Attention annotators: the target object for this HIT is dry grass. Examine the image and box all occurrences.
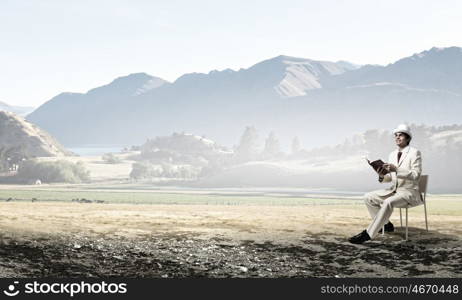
[1,198,461,243]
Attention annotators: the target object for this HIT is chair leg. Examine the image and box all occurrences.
[400,208,402,227]
[405,208,408,241]
[424,201,428,231]
[382,225,385,236]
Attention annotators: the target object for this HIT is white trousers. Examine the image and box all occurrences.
[363,190,412,239]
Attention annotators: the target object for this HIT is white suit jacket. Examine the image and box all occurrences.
[377,146,423,206]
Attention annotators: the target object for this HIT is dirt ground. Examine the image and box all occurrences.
[0,201,461,277]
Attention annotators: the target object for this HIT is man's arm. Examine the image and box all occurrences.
[396,150,422,181]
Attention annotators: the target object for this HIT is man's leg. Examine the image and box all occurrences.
[366,194,410,239]
[364,191,388,219]
[350,191,402,244]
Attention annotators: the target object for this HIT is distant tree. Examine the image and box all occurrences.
[261,131,280,160]
[234,126,259,163]
[291,137,301,155]
[0,147,8,171]
[102,153,121,164]
[130,162,149,180]
[160,163,175,177]
[0,146,28,172]
[14,160,90,183]
[130,162,161,180]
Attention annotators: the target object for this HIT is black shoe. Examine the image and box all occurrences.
[348,230,371,244]
[378,222,395,234]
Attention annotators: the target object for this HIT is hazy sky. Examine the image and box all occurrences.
[1,0,461,107]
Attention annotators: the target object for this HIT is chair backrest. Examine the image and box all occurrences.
[419,175,428,202]
[419,175,428,193]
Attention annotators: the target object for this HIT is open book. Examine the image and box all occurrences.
[366,158,389,176]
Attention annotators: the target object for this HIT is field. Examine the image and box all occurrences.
[0,184,461,278]
[0,184,362,205]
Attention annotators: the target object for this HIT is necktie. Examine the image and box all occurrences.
[393,151,403,191]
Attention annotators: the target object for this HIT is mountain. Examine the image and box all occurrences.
[229,55,358,97]
[86,72,168,97]
[0,101,35,116]
[28,73,169,146]
[325,46,462,92]
[27,57,354,146]
[0,111,72,158]
[27,47,462,149]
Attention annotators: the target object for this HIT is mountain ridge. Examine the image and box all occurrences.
[26,47,462,148]
[0,101,35,116]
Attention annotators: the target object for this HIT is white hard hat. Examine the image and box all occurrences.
[393,124,412,138]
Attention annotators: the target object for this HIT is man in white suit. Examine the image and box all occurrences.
[349,124,423,244]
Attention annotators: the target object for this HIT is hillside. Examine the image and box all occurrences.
[0,111,72,159]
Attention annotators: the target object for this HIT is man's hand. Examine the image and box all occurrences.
[383,163,397,172]
[377,166,387,176]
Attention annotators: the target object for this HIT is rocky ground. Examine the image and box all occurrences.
[1,231,461,278]
[1,201,461,277]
